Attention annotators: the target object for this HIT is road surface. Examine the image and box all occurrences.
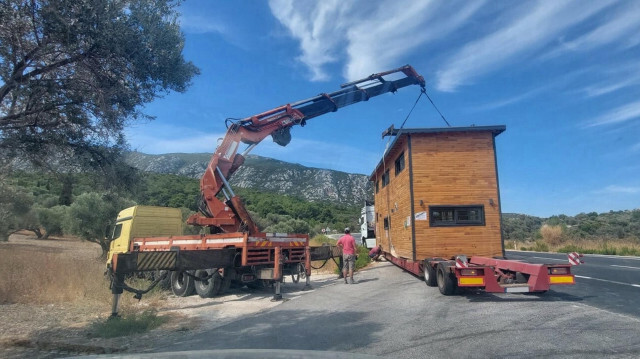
[148,256,640,358]
[506,250,640,318]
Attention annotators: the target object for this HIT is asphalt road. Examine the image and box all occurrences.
[148,257,640,358]
[506,250,640,318]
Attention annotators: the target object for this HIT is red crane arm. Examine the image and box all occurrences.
[188,65,425,233]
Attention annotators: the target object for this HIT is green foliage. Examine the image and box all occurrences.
[0,182,34,241]
[89,310,168,338]
[530,240,549,252]
[237,188,360,233]
[134,173,200,211]
[503,210,640,244]
[36,206,67,239]
[355,245,372,269]
[65,192,135,255]
[0,0,199,174]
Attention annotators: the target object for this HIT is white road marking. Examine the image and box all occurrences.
[610,265,640,270]
[575,275,640,288]
[532,256,567,262]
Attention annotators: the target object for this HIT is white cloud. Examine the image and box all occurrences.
[580,64,640,98]
[435,1,613,92]
[601,185,640,194]
[543,2,640,58]
[268,0,483,82]
[586,101,640,127]
[126,124,225,154]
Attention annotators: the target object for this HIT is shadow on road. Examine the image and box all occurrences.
[461,289,588,303]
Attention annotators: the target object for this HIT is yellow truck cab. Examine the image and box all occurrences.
[107,206,183,267]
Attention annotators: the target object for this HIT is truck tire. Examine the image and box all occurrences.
[436,263,457,296]
[423,261,437,287]
[194,269,222,298]
[171,270,195,297]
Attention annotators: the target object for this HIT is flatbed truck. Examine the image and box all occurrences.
[106,66,426,315]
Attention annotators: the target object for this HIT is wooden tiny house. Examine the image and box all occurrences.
[370,125,506,261]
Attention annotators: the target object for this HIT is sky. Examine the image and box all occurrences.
[126,0,640,218]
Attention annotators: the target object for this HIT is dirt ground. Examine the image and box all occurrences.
[0,233,337,358]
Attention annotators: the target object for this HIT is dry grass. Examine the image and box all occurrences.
[513,237,640,256]
[540,224,565,246]
[0,234,166,311]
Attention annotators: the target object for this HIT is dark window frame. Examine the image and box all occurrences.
[429,205,485,227]
[382,170,390,187]
[395,152,405,175]
[383,216,390,230]
[375,179,380,193]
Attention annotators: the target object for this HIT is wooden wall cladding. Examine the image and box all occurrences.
[373,131,503,260]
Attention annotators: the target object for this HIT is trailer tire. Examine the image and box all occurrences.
[436,263,457,296]
[423,262,437,287]
[171,270,195,297]
[194,269,222,298]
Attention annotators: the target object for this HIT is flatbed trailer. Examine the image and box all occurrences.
[107,206,341,316]
[384,252,579,295]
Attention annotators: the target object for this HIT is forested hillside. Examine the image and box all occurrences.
[2,168,638,256]
[1,171,360,247]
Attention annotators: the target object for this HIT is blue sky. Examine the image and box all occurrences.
[126,1,640,217]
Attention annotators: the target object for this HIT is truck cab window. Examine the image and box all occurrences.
[112,224,123,240]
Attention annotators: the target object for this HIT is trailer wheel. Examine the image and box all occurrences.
[423,262,437,287]
[194,269,222,298]
[436,263,457,296]
[171,270,195,297]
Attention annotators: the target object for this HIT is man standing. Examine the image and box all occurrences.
[336,227,357,284]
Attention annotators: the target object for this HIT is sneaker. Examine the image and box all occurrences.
[344,280,348,284]
[349,278,355,284]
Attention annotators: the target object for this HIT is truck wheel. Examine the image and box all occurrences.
[436,263,457,296]
[423,262,437,287]
[194,269,222,298]
[171,270,195,297]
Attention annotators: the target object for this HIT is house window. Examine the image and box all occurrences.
[383,216,390,230]
[395,152,405,175]
[382,170,390,187]
[375,179,379,193]
[429,205,485,227]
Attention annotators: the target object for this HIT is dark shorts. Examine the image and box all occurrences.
[343,254,356,271]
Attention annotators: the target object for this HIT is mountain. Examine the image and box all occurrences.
[125,152,372,206]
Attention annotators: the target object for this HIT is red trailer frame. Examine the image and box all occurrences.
[384,252,577,295]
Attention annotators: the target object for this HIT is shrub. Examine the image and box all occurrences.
[531,240,549,252]
[540,224,565,246]
[89,310,168,338]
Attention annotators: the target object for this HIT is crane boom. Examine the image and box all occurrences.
[187,65,425,233]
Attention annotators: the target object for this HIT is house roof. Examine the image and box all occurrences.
[370,125,506,180]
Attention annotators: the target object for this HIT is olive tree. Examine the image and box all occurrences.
[0,0,199,173]
[65,192,134,255]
